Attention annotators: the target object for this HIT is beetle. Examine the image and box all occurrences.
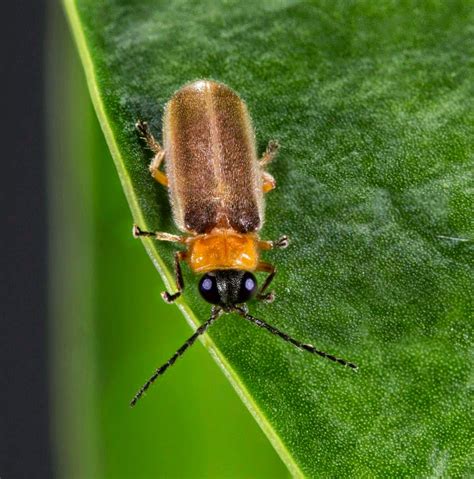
[131,80,356,406]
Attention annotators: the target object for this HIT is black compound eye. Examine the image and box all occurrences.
[237,272,258,303]
[199,274,221,304]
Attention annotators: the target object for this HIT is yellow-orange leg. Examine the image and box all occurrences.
[260,140,279,193]
[260,140,279,167]
[132,225,184,244]
[162,251,188,303]
[132,225,187,303]
[256,233,288,302]
[136,120,169,187]
[262,172,276,193]
[256,261,277,302]
[259,235,289,251]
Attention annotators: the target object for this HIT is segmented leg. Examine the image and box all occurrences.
[234,307,358,371]
[161,251,187,303]
[260,140,280,193]
[132,225,184,243]
[132,225,187,303]
[262,172,276,193]
[130,307,222,406]
[258,235,289,251]
[136,120,168,187]
[255,237,289,302]
[256,261,277,302]
[260,140,279,167]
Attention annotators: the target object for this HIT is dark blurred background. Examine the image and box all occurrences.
[1,1,51,478]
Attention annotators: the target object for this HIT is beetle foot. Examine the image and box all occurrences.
[257,291,275,303]
[161,291,181,303]
[274,236,289,249]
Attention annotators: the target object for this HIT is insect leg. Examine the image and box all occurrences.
[130,307,222,406]
[259,140,279,167]
[262,172,276,193]
[133,225,187,302]
[132,225,184,243]
[258,236,289,250]
[256,261,277,302]
[234,307,358,371]
[136,120,168,187]
[161,251,187,303]
[260,140,279,193]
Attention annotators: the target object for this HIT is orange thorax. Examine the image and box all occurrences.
[187,229,259,273]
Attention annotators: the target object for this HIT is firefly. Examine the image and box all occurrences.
[131,80,356,406]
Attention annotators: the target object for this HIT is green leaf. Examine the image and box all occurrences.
[64,1,473,476]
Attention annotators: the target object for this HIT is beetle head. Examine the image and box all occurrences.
[198,270,258,307]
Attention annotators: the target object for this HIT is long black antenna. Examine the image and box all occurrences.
[234,307,358,370]
[130,307,222,407]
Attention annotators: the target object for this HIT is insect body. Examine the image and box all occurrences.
[131,80,356,406]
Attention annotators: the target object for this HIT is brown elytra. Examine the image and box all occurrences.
[164,80,264,235]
